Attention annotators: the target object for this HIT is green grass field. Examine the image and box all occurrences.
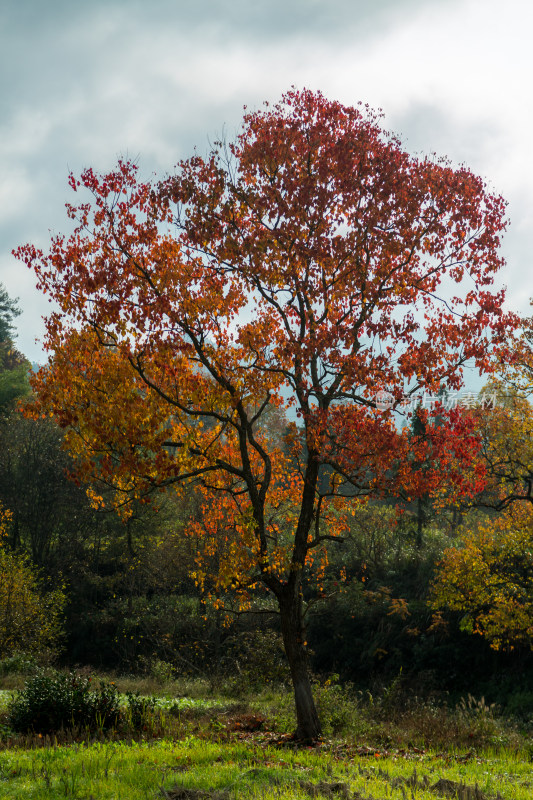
[1,737,532,799]
[0,675,531,799]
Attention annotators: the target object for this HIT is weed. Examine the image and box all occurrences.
[125,690,158,728]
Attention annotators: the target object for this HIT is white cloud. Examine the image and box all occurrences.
[1,0,532,362]
[0,168,33,223]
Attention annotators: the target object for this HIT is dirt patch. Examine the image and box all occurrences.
[299,781,353,799]
[299,781,394,800]
[358,766,502,800]
[225,712,266,732]
[429,778,502,800]
[161,789,229,800]
[163,768,503,800]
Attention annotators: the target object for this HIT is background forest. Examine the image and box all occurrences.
[1,279,532,724]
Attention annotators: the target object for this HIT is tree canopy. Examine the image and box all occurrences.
[432,503,533,650]
[16,88,517,740]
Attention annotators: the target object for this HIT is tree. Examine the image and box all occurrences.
[395,390,488,542]
[0,503,65,659]
[493,298,533,397]
[0,284,30,412]
[0,283,21,344]
[0,345,30,413]
[431,504,533,650]
[0,412,93,561]
[471,381,533,510]
[16,89,515,740]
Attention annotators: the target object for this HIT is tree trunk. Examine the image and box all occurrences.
[416,496,424,549]
[278,587,321,742]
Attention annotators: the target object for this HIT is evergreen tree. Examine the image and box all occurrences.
[0,284,30,411]
[0,283,21,343]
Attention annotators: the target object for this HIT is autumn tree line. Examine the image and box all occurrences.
[3,90,533,738]
[1,331,532,717]
[1,304,533,723]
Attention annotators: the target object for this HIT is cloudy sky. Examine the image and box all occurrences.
[1,0,531,364]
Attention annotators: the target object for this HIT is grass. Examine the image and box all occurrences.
[0,736,532,799]
[0,670,531,798]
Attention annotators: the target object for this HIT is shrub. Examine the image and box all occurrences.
[312,675,359,737]
[0,652,38,676]
[0,534,65,660]
[150,659,176,684]
[8,670,120,733]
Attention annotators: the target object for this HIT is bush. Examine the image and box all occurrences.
[312,675,359,737]
[0,652,38,677]
[0,544,65,661]
[149,659,176,684]
[8,670,120,733]
[502,689,533,722]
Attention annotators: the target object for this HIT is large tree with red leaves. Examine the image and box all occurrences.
[16,89,515,740]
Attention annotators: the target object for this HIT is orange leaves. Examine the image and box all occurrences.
[187,439,307,602]
[387,597,410,621]
[25,326,230,516]
[0,502,11,542]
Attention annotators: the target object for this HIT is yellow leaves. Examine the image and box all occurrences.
[0,546,66,658]
[473,378,533,506]
[432,504,533,649]
[189,569,207,591]
[25,325,230,515]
